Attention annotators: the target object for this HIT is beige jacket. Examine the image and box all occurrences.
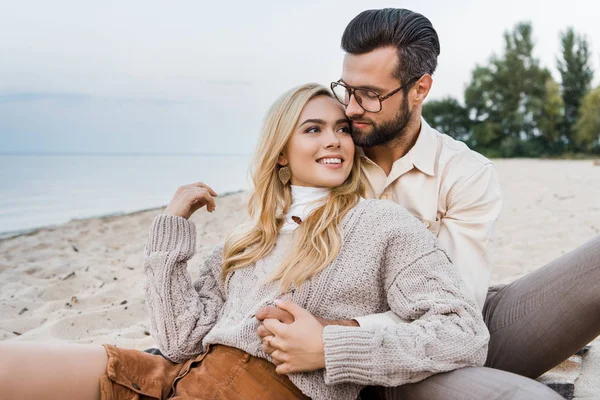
[358,118,502,316]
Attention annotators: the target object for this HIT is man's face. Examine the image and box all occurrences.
[340,46,412,148]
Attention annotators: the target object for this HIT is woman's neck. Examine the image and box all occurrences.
[281,186,330,232]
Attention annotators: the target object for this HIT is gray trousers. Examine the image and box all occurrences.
[363,235,600,400]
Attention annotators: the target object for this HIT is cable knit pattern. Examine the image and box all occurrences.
[143,200,490,400]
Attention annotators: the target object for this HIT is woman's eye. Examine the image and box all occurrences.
[305,126,320,133]
[338,125,351,133]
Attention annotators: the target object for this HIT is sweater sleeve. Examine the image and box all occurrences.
[322,215,489,387]
[144,214,225,363]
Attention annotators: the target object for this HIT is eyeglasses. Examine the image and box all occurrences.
[330,77,420,113]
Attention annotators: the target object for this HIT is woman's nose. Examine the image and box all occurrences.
[324,130,341,149]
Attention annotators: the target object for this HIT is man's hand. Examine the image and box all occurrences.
[260,300,326,374]
[255,303,359,358]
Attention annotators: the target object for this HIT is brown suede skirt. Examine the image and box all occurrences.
[100,344,309,400]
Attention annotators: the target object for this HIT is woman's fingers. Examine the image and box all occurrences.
[165,183,217,219]
[275,363,293,375]
[270,349,288,364]
[182,187,215,212]
[189,182,218,197]
[267,335,286,352]
[190,187,216,212]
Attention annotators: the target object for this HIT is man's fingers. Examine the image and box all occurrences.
[273,299,308,319]
[261,341,276,355]
[256,324,273,339]
[255,306,295,324]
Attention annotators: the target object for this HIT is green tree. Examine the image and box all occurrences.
[557,28,594,149]
[574,86,600,153]
[422,97,472,145]
[535,77,564,153]
[464,22,556,157]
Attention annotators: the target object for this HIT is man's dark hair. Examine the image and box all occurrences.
[341,8,440,88]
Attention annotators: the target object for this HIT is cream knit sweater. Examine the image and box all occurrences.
[144,199,489,400]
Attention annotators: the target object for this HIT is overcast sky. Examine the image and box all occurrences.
[1,0,599,154]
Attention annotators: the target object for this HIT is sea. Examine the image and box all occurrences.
[0,154,252,238]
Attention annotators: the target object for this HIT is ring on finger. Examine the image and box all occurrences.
[264,336,272,347]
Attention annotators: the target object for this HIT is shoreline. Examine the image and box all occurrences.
[0,189,246,242]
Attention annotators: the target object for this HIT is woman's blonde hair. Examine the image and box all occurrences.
[222,83,364,291]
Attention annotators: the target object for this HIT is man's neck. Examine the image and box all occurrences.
[363,118,422,176]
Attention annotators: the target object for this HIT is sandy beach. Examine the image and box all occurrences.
[1,159,599,397]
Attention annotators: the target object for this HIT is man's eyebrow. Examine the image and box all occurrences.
[299,118,326,126]
[339,79,385,93]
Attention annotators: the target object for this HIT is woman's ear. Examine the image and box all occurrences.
[278,151,288,166]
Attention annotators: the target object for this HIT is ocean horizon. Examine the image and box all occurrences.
[0,153,252,238]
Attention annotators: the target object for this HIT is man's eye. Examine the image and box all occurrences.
[364,91,379,99]
[305,126,320,133]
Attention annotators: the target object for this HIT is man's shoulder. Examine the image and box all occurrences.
[427,123,494,180]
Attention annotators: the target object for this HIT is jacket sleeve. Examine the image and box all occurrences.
[322,211,489,387]
[144,214,225,362]
[437,162,502,309]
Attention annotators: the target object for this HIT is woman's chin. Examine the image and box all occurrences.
[314,177,350,188]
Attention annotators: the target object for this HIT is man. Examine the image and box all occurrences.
[257,8,600,399]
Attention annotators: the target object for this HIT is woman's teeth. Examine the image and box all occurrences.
[318,158,342,164]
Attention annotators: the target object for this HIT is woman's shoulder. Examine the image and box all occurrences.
[350,199,432,238]
[356,198,418,222]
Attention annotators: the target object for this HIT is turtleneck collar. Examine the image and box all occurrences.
[281,185,330,232]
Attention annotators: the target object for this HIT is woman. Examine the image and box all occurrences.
[0,84,489,400]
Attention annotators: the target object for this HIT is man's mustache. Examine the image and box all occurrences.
[349,118,373,125]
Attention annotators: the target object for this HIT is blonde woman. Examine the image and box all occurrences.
[0,84,489,400]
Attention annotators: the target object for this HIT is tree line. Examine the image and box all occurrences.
[423,22,599,157]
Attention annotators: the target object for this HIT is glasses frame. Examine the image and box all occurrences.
[330,76,420,113]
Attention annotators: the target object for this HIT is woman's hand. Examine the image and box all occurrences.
[164,182,218,219]
[262,300,325,374]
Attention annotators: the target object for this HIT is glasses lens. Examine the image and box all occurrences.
[332,84,350,105]
[354,89,381,112]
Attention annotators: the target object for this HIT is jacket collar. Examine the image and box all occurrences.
[358,117,436,177]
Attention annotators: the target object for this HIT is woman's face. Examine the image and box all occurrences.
[280,95,355,188]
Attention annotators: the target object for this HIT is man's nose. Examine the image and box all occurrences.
[345,94,364,119]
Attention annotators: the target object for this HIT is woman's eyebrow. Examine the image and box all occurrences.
[335,118,350,125]
[299,118,326,126]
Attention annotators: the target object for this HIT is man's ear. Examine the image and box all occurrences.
[413,74,433,105]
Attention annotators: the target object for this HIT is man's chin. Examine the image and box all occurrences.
[351,129,374,147]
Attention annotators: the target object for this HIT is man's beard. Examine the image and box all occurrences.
[351,100,411,148]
